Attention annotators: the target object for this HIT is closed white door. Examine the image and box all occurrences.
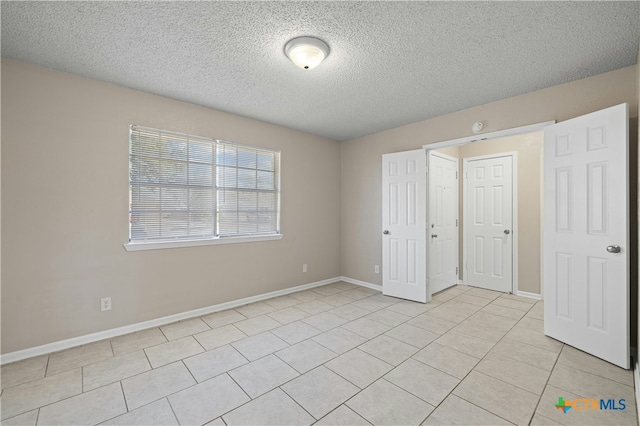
[428,151,458,294]
[543,103,629,369]
[382,149,428,303]
[464,155,514,293]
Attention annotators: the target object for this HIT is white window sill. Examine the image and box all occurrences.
[123,234,283,252]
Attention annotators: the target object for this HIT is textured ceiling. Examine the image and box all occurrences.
[2,1,640,141]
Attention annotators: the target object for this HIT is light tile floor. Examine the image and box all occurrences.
[1,282,637,425]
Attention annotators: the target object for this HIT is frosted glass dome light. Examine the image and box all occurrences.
[284,36,330,70]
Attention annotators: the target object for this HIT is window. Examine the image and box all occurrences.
[127,125,280,249]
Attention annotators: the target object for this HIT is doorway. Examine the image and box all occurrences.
[420,104,631,369]
[428,131,542,297]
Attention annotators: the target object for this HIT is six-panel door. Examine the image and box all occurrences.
[382,149,428,303]
[428,151,459,294]
[544,103,629,369]
[465,155,514,293]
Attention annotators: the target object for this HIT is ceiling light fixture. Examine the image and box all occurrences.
[284,36,329,70]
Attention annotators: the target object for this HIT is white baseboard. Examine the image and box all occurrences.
[457,281,541,300]
[516,290,542,300]
[339,276,382,292]
[1,276,343,365]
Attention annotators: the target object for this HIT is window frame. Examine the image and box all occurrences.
[124,125,282,252]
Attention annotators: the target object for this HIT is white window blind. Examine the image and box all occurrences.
[129,125,280,243]
[217,143,280,236]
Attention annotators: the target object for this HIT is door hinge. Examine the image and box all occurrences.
[456,171,458,179]
[456,267,458,275]
[456,219,458,226]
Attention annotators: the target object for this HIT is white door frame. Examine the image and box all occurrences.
[423,121,551,298]
[462,152,518,294]
[422,121,555,151]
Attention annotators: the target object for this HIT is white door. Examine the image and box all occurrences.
[428,151,459,294]
[382,149,428,303]
[543,103,629,369]
[464,154,514,293]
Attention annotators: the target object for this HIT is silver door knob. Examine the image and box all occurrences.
[431,234,438,238]
[504,229,510,235]
[383,230,390,235]
[607,245,621,253]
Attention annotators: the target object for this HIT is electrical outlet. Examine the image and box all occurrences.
[101,297,112,312]
[303,264,308,273]
[375,265,380,274]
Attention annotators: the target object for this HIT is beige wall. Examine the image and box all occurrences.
[342,65,638,289]
[2,59,639,356]
[457,132,542,294]
[1,59,342,354]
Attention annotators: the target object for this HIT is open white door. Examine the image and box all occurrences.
[464,154,514,293]
[543,103,629,369]
[382,149,428,303]
[428,151,458,294]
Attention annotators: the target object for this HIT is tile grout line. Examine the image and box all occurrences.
[157,325,170,342]
[471,298,574,424]
[448,392,517,426]
[267,289,466,408]
[141,344,154,376]
[43,354,51,378]
[310,403,372,425]
[5,368,86,422]
[1,292,428,382]
[181,359,199,385]
[221,372,276,421]
[325,360,401,421]
[324,349,393,391]
[3,284,592,426]
[0,282,362,423]
[323,374,399,424]
[420,292,539,424]
[415,340,509,421]
[192,335,207,353]
[1,293,396,422]
[119,380,129,412]
[552,355,637,389]
[278,378,326,423]
[544,363,636,403]
[165,395,182,424]
[333,348,437,418]
[527,341,565,425]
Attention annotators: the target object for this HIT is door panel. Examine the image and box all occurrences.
[428,151,458,294]
[382,150,428,303]
[543,103,629,369]
[465,155,513,293]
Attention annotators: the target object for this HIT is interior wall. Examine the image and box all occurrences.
[1,59,342,354]
[457,132,542,295]
[341,65,638,288]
